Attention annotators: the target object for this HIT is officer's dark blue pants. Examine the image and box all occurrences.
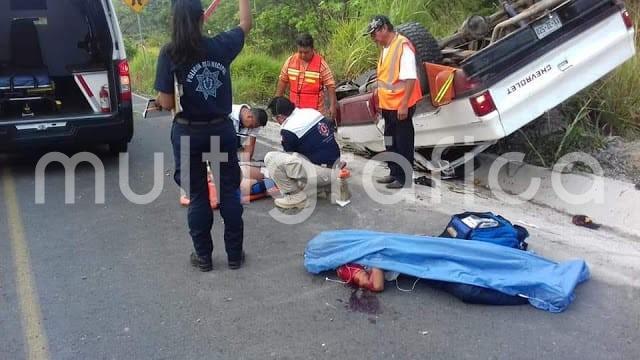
[382,105,417,185]
[171,120,244,262]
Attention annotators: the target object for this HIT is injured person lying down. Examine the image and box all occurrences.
[336,264,385,292]
[306,212,590,313]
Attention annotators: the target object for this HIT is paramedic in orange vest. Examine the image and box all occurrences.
[276,33,338,120]
[366,15,422,189]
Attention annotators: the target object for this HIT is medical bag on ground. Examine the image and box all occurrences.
[440,212,529,250]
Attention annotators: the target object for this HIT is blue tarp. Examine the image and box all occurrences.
[304,230,590,313]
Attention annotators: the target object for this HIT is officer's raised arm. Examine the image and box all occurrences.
[238,0,252,35]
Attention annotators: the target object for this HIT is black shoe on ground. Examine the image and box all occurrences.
[385,180,405,189]
[190,252,213,272]
[376,175,395,184]
[228,251,246,270]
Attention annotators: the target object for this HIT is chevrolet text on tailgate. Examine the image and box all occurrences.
[335,0,636,175]
[506,64,553,96]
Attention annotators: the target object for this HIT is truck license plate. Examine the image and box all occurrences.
[533,13,562,40]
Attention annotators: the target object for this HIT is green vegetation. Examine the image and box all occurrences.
[128,46,160,97]
[230,50,284,104]
[116,0,494,97]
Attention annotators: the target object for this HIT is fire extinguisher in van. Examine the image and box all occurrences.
[99,85,111,113]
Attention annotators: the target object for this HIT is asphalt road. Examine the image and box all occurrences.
[1,96,638,359]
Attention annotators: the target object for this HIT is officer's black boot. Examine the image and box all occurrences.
[190,252,213,272]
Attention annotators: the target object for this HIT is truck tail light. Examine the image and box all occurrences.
[470,91,496,117]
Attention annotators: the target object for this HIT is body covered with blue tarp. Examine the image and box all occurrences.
[304,230,590,313]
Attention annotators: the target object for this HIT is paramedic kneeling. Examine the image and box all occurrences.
[265,96,341,209]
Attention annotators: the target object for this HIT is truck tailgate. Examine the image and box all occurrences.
[491,11,635,136]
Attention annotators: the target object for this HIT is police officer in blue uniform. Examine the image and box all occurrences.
[154,0,252,271]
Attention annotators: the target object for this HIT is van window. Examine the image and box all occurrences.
[11,0,47,11]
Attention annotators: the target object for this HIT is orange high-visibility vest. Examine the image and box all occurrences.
[287,53,323,110]
[376,34,422,110]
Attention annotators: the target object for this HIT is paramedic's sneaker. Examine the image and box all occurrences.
[190,252,213,272]
[376,175,395,184]
[275,191,307,209]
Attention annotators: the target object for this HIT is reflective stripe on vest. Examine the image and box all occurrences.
[376,34,422,110]
[287,53,323,110]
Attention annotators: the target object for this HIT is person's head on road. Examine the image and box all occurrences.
[267,96,295,125]
[168,0,205,64]
[295,33,316,63]
[240,107,268,129]
[364,15,395,47]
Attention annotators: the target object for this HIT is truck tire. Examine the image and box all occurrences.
[396,22,443,96]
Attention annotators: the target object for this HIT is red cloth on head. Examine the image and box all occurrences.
[336,263,365,284]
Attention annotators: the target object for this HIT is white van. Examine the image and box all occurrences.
[0,0,133,154]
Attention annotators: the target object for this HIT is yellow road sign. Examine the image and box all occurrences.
[123,0,149,13]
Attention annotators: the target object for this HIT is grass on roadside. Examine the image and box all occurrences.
[231,49,285,105]
[324,0,495,80]
[128,46,160,97]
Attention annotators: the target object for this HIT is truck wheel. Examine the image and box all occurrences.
[396,22,443,96]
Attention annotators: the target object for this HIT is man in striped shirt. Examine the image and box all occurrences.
[276,33,338,120]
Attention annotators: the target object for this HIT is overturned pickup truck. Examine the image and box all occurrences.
[335,0,636,176]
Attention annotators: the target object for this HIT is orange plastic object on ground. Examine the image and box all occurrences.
[179,177,219,209]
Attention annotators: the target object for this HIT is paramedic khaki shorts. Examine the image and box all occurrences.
[264,151,334,194]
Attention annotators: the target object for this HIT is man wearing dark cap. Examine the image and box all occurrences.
[365,15,422,189]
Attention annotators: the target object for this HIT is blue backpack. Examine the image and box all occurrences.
[432,212,531,306]
[440,212,529,251]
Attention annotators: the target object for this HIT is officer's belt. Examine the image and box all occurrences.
[174,116,228,126]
